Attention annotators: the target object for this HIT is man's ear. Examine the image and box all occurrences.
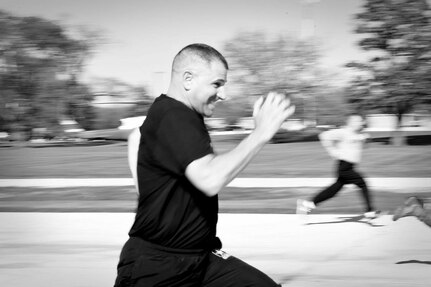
[183,71,193,91]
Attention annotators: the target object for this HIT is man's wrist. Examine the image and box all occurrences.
[249,128,272,146]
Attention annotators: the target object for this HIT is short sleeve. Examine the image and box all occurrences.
[154,108,213,175]
[321,128,344,141]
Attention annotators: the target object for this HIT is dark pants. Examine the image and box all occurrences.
[312,160,374,212]
[114,237,280,287]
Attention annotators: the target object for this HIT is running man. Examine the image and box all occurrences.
[114,43,295,287]
[296,114,379,218]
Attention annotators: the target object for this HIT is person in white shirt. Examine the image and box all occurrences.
[297,114,379,218]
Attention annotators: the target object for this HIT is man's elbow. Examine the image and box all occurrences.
[188,174,223,196]
[185,155,223,197]
[198,181,222,197]
[318,131,327,141]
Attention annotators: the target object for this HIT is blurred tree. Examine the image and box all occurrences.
[0,10,98,138]
[128,86,154,117]
[89,78,152,129]
[221,31,338,125]
[346,0,431,144]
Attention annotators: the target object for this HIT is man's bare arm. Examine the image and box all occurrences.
[185,92,295,197]
[318,129,340,159]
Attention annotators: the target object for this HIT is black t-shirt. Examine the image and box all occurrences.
[129,94,220,250]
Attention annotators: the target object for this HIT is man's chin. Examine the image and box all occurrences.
[204,109,214,117]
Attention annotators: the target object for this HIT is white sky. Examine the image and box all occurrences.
[2,0,373,94]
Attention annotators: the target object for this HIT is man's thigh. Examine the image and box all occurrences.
[202,251,281,287]
[342,170,367,186]
[114,239,207,287]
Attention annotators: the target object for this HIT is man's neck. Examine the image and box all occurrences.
[345,126,360,134]
[166,87,193,110]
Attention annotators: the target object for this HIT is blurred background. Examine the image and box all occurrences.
[0,0,430,146]
[0,0,430,214]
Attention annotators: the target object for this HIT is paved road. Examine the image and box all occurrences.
[0,213,430,287]
[1,177,430,286]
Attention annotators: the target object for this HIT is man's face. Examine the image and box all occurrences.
[188,60,227,117]
[348,115,365,131]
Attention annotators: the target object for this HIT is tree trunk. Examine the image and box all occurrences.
[390,129,406,146]
[390,111,406,146]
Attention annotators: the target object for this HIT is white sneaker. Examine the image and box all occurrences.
[364,210,380,219]
[296,199,315,215]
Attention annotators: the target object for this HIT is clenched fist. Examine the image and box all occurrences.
[252,91,295,143]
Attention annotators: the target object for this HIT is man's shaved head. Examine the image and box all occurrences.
[172,43,228,74]
[166,43,228,117]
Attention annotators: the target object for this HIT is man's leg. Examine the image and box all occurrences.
[335,160,375,215]
[297,160,344,214]
[312,180,344,206]
[352,176,373,212]
[114,238,207,287]
[313,160,346,206]
[341,167,374,213]
[202,251,281,287]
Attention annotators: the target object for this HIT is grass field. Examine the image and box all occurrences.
[0,140,430,178]
[0,140,430,213]
[1,185,430,213]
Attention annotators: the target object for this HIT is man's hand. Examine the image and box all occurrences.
[252,91,295,142]
[186,91,294,197]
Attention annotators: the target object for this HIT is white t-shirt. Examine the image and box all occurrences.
[319,128,368,164]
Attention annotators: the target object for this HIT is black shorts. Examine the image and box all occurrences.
[114,237,280,287]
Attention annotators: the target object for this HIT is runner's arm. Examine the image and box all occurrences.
[318,129,341,159]
[185,92,295,197]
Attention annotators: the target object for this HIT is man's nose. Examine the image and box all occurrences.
[216,87,226,100]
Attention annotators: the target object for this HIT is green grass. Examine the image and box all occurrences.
[0,141,430,178]
[0,140,430,213]
[1,186,430,213]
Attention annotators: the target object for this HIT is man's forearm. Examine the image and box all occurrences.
[319,131,338,158]
[186,91,295,196]
[186,131,267,196]
[212,131,267,184]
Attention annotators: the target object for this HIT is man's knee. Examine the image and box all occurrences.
[203,253,280,287]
